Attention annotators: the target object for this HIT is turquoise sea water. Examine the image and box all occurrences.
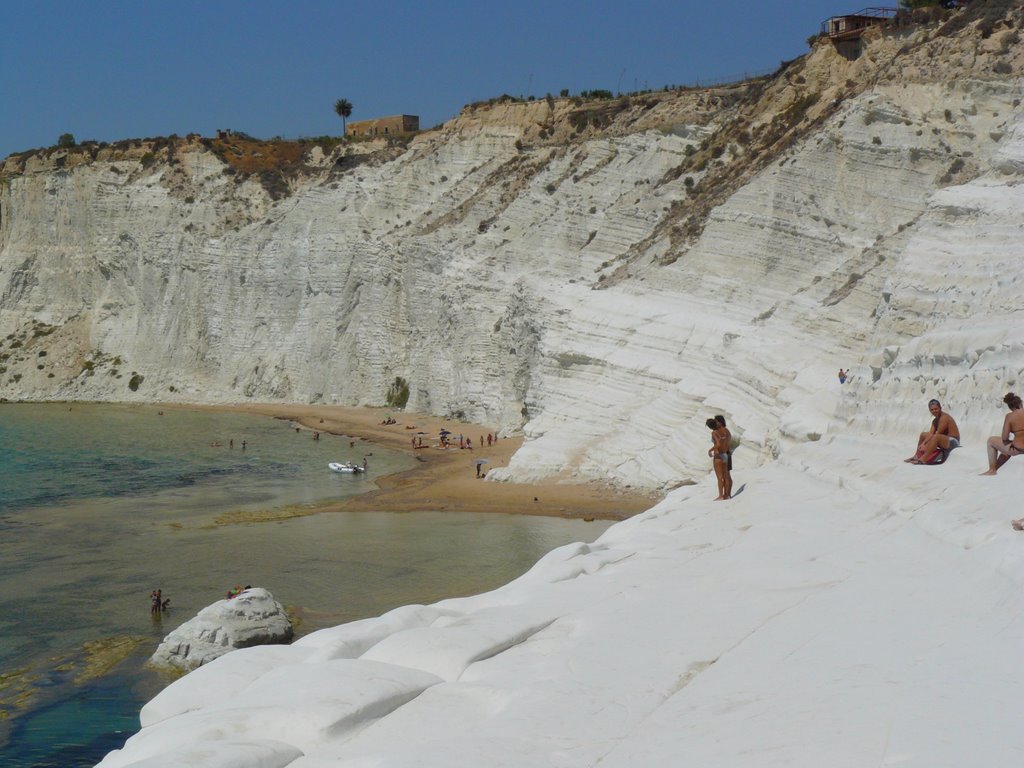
[0,403,613,767]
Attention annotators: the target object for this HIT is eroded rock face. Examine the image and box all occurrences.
[150,588,293,672]
[1,9,1022,494]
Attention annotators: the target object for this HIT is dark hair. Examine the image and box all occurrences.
[1005,392,1023,410]
[715,415,727,426]
[928,399,941,408]
[705,418,718,430]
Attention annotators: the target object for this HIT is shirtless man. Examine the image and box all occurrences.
[905,398,960,464]
[983,392,1024,477]
[706,418,732,500]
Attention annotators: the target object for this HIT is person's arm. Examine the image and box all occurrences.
[1002,413,1013,444]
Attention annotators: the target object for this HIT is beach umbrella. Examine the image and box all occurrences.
[472,459,490,466]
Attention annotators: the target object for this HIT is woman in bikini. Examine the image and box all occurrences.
[984,392,1024,477]
[706,418,732,501]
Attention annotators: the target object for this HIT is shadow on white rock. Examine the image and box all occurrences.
[150,587,293,672]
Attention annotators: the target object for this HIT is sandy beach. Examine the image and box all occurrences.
[190,404,660,522]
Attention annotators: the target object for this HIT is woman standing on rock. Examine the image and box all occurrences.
[706,418,732,501]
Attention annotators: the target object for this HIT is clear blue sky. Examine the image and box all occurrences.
[1,0,848,158]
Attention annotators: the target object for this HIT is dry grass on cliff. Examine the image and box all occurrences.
[202,136,328,175]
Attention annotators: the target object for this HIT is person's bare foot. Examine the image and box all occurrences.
[903,457,918,463]
[980,470,997,476]
[714,495,725,501]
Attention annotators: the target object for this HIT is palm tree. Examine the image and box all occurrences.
[334,99,353,135]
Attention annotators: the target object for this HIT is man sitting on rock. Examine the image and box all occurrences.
[905,398,960,465]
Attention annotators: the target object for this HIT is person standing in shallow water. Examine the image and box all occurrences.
[983,392,1024,477]
[707,418,732,500]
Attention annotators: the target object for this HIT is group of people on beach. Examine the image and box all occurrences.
[903,393,1023,476]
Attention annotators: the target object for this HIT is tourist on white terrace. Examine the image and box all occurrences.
[984,392,1024,478]
[905,398,960,465]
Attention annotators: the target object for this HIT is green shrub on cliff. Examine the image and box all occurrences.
[386,376,410,409]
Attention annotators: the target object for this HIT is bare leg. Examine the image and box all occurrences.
[713,459,726,500]
[906,432,931,462]
[722,466,733,500]
[981,436,1013,475]
[912,433,952,463]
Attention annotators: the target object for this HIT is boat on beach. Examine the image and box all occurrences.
[328,461,365,474]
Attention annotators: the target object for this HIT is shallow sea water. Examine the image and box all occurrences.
[0,403,613,766]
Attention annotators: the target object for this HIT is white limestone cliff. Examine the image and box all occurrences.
[0,5,1012,767]
[2,11,1021,494]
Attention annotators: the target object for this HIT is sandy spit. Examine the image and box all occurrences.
[173,403,661,522]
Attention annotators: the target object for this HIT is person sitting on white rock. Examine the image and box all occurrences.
[905,399,959,465]
[982,392,1024,481]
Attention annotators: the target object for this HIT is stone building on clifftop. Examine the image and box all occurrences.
[346,115,420,138]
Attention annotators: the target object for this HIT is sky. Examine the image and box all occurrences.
[1,0,851,159]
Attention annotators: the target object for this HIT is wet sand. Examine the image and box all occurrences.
[185,404,661,522]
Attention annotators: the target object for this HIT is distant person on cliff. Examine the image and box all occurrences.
[838,368,849,384]
[983,392,1024,477]
[905,399,960,464]
[707,418,732,500]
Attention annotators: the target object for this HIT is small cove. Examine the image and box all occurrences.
[0,403,613,766]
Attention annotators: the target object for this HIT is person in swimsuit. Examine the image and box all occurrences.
[983,392,1024,477]
[905,399,960,464]
[715,415,733,471]
[706,417,732,500]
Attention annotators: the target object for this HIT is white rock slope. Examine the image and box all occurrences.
[99,452,1024,767]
